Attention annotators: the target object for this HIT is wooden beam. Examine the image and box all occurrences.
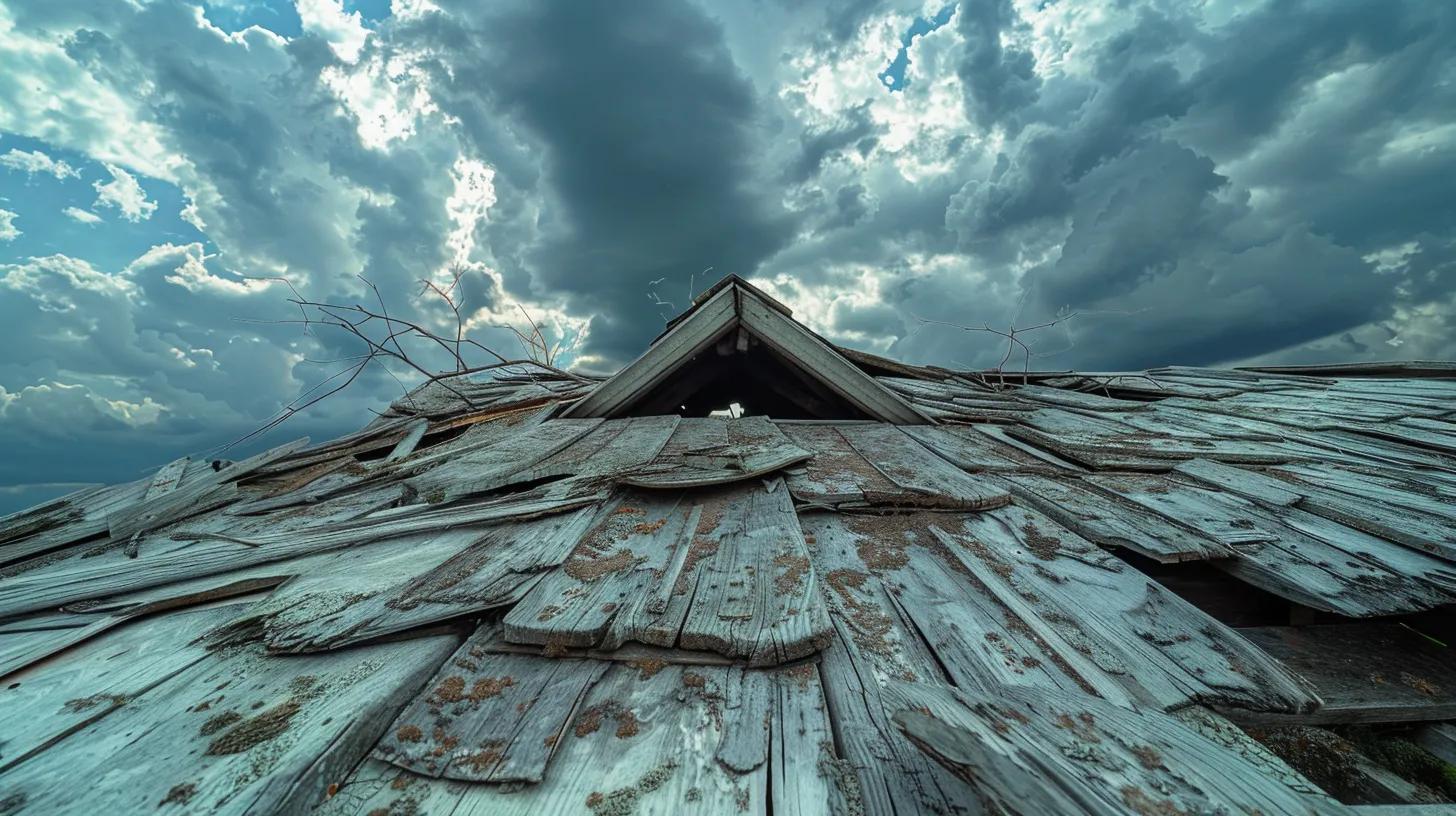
[562,284,738,418]
[1231,624,1456,725]
[738,290,929,424]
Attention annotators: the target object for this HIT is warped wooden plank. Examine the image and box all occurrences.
[902,424,1060,473]
[1173,458,1304,506]
[0,569,287,679]
[1178,459,1456,563]
[1008,383,1150,412]
[837,425,1010,510]
[948,506,1320,714]
[526,415,679,482]
[226,467,365,515]
[0,483,416,618]
[815,624,982,816]
[888,681,1334,816]
[142,457,191,499]
[375,627,608,782]
[107,437,312,540]
[244,509,596,653]
[1089,473,1451,615]
[0,485,101,543]
[973,424,1085,470]
[0,612,118,681]
[395,400,557,472]
[407,419,602,503]
[1082,473,1279,547]
[1020,407,1145,437]
[1007,424,1292,469]
[779,423,902,506]
[1,629,459,815]
[997,472,1232,562]
[0,604,241,772]
[802,511,1137,708]
[0,480,149,566]
[621,416,813,489]
[1277,507,1456,598]
[264,508,598,652]
[676,480,831,666]
[504,492,692,651]
[1275,463,1456,523]
[1236,624,1456,725]
[314,663,769,816]
[380,417,429,463]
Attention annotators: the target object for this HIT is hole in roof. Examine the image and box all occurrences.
[616,331,873,420]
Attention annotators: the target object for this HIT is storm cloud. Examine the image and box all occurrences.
[1,0,1454,511]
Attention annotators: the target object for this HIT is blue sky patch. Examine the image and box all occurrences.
[0,133,210,272]
[201,0,391,36]
[878,5,955,91]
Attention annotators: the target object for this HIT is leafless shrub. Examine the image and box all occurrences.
[914,309,1078,389]
[226,270,586,451]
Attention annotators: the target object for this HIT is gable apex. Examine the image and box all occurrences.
[562,276,928,423]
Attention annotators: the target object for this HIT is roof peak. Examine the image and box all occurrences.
[564,274,927,422]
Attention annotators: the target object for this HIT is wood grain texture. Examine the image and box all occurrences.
[888,681,1332,816]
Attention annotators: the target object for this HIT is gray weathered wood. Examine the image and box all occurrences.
[1,628,459,815]
[998,472,1232,562]
[106,438,312,540]
[815,623,982,816]
[374,626,608,782]
[1088,473,1450,615]
[0,604,241,772]
[1235,624,1456,724]
[902,424,1058,473]
[621,417,813,489]
[318,663,770,816]
[947,506,1321,714]
[406,419,602,502]
[143,457,192,499]
[888,681,1333,816]
[676,481,831,666]
[246,509,597,653]
[837,424,1010,510]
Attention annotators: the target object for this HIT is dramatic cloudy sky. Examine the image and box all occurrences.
[1,0,1454,512]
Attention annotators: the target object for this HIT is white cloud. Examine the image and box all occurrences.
[0,5,179,181]
[0,381,166,431]
[296,0,370,63]
[443,156,497,268]
[92,163,158,222]
[0,148,78,179]
[0,208,18,241]
[63,206,103,224]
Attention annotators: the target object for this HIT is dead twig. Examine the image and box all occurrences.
[913,311,1078,389]
[225,272,584,453]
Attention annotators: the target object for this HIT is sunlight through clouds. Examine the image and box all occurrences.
[0,0,1453,512]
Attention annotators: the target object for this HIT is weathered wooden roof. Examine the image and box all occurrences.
[3,304,1456,813]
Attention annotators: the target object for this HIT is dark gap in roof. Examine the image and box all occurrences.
[1401,606,1456,647]
[1243,721,1456,805]
[424,473,569,507]
[1116,550,1325,628]
[615,335,872,420]
[365,423,471,460]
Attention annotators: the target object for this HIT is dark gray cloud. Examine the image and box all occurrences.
[408,0,795,363]
[954,0,1039,132]
[2,0,1455,513]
